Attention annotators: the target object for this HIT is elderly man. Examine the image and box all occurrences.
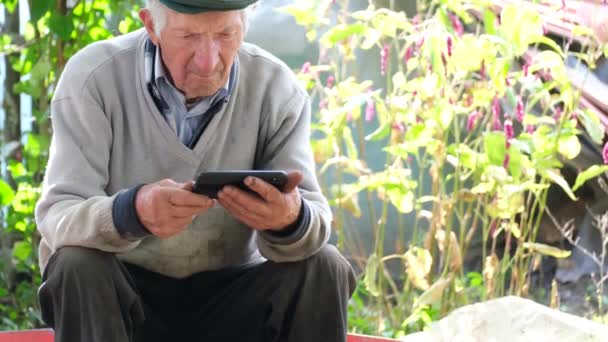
[34,0,356,341]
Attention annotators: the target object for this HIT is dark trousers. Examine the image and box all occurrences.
[38,245,356,342]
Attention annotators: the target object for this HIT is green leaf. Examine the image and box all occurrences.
[483,10,497,35]
[29,58,52,84]
[24,133,50,158]
[30,0,50,22]
[484,132,507,166]
[48,13,74,40]
[387,188,414,213]
[363,253,381,297]
[0,287,8,298]
[278,3,320,27]
[414,276,451,309]
[8,161,26,178]
[12,241,32,262]
[579,109,605,145]
[361,28,380,50]
[365,121,391,141]
[557,134,581,160]
[392,71,406,90]
[4,0,18,13]
[0,180,15,206]
[573,165,608,192]
[523,242,571,258]
[530,36,564,57]
[342,127,358,160]
[320,23,366,48]
[544,169,577,201]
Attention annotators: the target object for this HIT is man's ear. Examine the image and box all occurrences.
[139,9,160,45]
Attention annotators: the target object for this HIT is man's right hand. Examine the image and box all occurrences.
[135,179,214,239]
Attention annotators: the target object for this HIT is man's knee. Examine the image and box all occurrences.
[306,245,357,294]
[45,246,115,282]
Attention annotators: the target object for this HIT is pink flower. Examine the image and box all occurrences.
[465,95,473,107]
[505,77,512,86]
[504,120,514,147]
[603,142,608,164]
[449,13,464,36]
[553,107,562,121]
[381,44,390,75]
[412,14,421,27]
[516,96,524,122]
[326,75,335,89]
[467,111,480,131]
[404,46,413,65]
[417,36,425,49]
[526,124,535,134]
[503,153,510,169]
[392,122,405,133]
[492,96,501,130]
[319,99,328,109]
[523,62,530,77]
[571,110,579,121]
[447,36,453,57]
[365,97,376,122]
[301,62,311,74]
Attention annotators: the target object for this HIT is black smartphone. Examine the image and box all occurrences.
[192,170,289,199]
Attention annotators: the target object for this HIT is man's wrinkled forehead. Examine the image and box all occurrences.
[159,0,258,14]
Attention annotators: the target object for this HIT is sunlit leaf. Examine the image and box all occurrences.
[435,229,462,272]
[523,242,571,258]
[12,241,32,262]
[414,276,451,309]
[364,253,381,297]
[365,121,391,141]
[484,132,506,166]
[404,247,432,291]
[0,180,15,206]
[579,109,605,145]
[8,161,27,179]
[557,134,581,160]
[573,165,608,192]
[543,169,577,201]
[320,23,366,48]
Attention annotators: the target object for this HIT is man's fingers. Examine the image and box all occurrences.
[168,204,210,219]
[218,190,264,220]
[167,188,213,207]
[283,170,303,193]
[242,176,282,203]
[217,196,265,230]
[180,180,194,191]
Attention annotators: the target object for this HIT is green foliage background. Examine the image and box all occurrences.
[0,0,143,329]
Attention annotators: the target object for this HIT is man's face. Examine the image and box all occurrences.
[141,9,244,99]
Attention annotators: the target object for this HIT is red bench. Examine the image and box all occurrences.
[0,330,397,341]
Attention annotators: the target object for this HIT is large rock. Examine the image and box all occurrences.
[401,296,608,341]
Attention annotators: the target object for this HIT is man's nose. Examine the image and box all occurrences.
[193,38,220,75]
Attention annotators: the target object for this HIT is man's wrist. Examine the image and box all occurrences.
[112,184,151,239]
[264,199,310,243]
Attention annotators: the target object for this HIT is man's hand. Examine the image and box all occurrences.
[217,170,303,231]
[135,179,214,238]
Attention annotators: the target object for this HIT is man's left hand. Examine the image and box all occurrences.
[217,171,303,231]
